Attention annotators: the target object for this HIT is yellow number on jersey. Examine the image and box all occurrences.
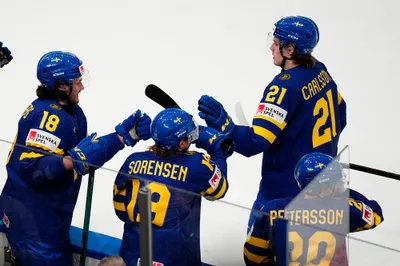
[289,231,337,266]
[39,111,60,132]
[124,180,172,227]
[265,85,287,105]
[312,89,337,148]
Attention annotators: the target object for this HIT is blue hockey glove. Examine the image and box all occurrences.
[115,109,152,147]
[0,42,13,68]
[67,133,109,175]
[195,125,235,157]
[198,95,235,135]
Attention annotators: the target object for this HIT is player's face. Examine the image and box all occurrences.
[69,77,84,104]
[270,37,283,66]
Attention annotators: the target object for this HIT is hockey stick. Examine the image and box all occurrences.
[145,84,234,154]
[145,84,181,109]
[234,101,400,181]
[79,169,95,266]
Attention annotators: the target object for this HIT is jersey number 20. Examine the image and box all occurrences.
[289,231,337,265]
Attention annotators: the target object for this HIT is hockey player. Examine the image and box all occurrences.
[0,51,152,265]
[197,15,347,232]
[243,152,384,265]
[113,108,235,266]
[0,41,13,68]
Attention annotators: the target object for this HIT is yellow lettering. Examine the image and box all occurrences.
[128,161,135,174]
[310,209,318,224]
[133,160,141,174]
[139,160,148,174]
[201,154,214,171]
[319,209,326,224]
[269,210,277,225]
[155,161,163,176]
[162,163,171,177]
[302,209,309,224]
[170,164,179,180]
[147,160,155,175]
[179,166,188,182]
[302,86,310,100]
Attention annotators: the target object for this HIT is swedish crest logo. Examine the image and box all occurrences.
[50,104,61,110]
[279,73,291,80]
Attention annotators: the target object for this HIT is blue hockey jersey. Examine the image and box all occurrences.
[113,150,229,266]
[0,98,88,243]
[231,61,347,201]
[244,189,383,265]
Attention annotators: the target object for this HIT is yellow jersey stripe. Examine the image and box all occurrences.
[247,236,269,249]
[253,115,287,130]
[213,178,227,199]
[338,91,343,104]
[26,142,64,155]
[113,201,126,212]
[19,152,45,160]
[244,247,268,264]
[253,126,276,144]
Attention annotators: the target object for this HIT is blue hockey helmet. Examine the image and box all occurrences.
[150,108,199,150]
[273,15,319,55]
[294,152,345,196]
[37,51,88,89]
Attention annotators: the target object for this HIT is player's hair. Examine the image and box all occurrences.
[97,254,126,266]
[292,53,316,68]
[36,80,70,101]
[148,144,187,158]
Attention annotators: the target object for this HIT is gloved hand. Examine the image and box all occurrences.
[115,109,152,147]
[0,42,13,68]
[198,95,235,135]
[67,133,109,175]
[195,125,235,157]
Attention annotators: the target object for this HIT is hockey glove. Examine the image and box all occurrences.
[0,42,12,68]
[195,125,235,157]
[198,95,235,135]
[115,109,152,147]
[68,133,109,175]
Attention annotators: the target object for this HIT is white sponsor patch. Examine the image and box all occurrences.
[208,165,222,189]
[256,103,288,124]
[26,129,61,152]
[362,202,373,225]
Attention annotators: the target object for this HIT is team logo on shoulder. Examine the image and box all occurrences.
[279,73,291,80]
[50,104,61,110]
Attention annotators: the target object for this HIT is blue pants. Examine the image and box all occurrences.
[9,239,73,266]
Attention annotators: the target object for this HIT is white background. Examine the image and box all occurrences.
[1,0,400,265]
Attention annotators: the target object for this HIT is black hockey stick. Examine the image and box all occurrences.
[80,169,95,266]
[145,84,234,154]
[145,84,181,109]
[343,163,400,181]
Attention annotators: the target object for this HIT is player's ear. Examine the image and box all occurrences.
[283,44,295,58]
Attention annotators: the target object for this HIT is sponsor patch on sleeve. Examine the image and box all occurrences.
[208,165,222,189]
[26,129,61,152]
[362,202,373,225]
[256,103,288,124]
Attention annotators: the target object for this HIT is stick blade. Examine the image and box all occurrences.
[145,84,181,109]
[234,102,249,126]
